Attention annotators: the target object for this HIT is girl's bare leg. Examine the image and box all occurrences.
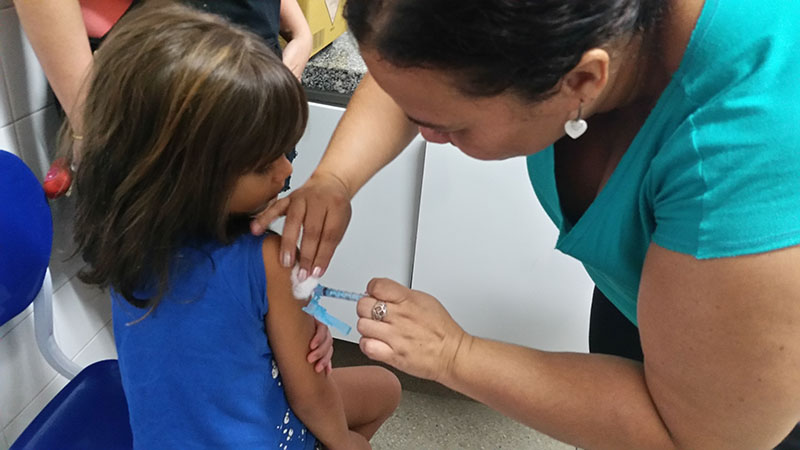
[331,366,401,440]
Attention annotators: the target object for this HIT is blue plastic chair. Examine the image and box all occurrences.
[0,150,132,449]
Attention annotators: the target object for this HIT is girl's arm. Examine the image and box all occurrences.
[13,1,92,130]
[278,0,312,79]
[262,235,368,450]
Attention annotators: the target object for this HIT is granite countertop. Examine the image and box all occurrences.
[301,31,366,105]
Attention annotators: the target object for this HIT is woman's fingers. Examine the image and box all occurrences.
[250,196,290,235]
[249,194,307,270]
[356,280,470,382]
[252,172,353,274]
[279,196,309,268]
[359,336,395,364]
[357,278,427,326]
[298,176,352,275]
[293,196,351,276]
[309,198,351,275]
[296,200,328,274]
[357,316,398,360]
[366,278,412,305]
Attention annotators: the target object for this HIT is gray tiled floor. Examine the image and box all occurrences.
[333,341,573,450]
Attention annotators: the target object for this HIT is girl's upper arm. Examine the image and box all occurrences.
[262,236,351,448]
[261,235,325,406]
[638,243,800,449]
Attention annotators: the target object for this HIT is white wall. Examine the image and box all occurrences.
[412,144,593,352]
[0,3,117,447]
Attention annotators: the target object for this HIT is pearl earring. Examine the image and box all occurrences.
[564,102,588,139]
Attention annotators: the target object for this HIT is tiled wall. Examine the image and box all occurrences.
[0,3,117,447]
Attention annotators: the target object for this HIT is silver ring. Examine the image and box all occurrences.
[372,301,387,321]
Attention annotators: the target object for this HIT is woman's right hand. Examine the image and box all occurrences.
[251,171,352,279]
[356,278,471,384]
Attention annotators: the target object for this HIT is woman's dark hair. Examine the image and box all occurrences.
[346,0,667,101]
[69,4,308,311]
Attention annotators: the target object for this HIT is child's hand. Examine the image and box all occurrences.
[307,319,334,375]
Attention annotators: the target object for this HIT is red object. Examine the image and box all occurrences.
[43,158,73,199]
[80,0,134,38]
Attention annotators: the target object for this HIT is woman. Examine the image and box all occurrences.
[254,0,800,448]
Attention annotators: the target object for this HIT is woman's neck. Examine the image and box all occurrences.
[593,0,706,115]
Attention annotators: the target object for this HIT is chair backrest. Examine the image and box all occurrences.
[0,150,53,326]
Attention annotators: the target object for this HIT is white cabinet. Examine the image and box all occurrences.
[278,102,425,342]
[411,143,594,352]
[287,103,592,350]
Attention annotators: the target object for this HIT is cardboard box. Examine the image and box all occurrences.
[281,0,347,56]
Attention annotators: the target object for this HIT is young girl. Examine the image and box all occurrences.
[69,5,400,449]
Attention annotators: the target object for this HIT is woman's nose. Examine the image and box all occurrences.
[419,127,450,144]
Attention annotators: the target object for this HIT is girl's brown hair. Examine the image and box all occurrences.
[70,4,308,310]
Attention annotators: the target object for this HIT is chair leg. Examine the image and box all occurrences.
[33,269,82,379]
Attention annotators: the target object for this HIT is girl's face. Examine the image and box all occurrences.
[362,49,574,160]
[229,154,294,215]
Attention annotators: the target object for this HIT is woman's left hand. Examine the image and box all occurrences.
[306,319,333,375]
[356,278,471,383]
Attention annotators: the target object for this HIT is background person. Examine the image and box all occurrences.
[15,0,312,197]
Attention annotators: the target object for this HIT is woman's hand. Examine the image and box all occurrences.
[307,319,334,375]
[251,171,352,279]
[355,278,471,383]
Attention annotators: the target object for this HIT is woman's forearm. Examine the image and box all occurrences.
[313,73,419,198]
[14,1,93,127]
[445,336,677,450]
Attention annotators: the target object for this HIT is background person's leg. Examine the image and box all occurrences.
[330,365,401,440]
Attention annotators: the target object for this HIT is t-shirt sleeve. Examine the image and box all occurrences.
[650,97,800,259]
[246,234,269,318]
[218,233,269,319]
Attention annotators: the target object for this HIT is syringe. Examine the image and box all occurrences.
[301,284,366,335]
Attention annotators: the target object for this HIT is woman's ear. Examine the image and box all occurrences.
[561,48,610,103]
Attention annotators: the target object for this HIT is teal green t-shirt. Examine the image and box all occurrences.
[526,0,800,325]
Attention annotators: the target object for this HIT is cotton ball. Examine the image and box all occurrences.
[291,265,320,299]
